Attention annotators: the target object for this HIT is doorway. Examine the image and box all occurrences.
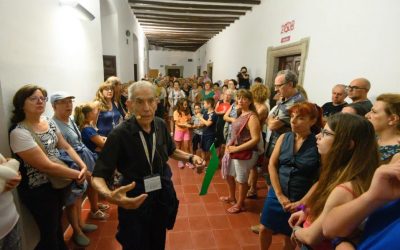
[103,55,117,81]
[165,65,184,78]
[207,63,213,82]
[197,66,201,78]
[265,38,309,106]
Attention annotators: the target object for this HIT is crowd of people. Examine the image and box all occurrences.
[0,68,399,250]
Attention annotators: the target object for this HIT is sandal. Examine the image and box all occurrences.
[98,203,110,211]
[90,210,109,220]
[219,196,236,205]
[227,205,246,214]
[246,191,258,199]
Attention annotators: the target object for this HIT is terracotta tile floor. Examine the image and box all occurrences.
[64,159,285,249]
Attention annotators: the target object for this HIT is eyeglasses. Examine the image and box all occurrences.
[28,96,48,103]
[320,128,335,138]
[346,85,368,91]
[274,82,287,89]
[103,87,113,91]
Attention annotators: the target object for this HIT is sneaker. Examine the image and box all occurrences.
[73,233,90,247]
[178,161,184,169]
[186,162,195,169]
[90,210,109,220]
[251,224,260,234]
[81,224,98,233]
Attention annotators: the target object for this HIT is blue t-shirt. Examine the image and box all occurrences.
[97,103,122,136]
[357,199,400,250]
[81,126,99,153]
[202,111,218,136]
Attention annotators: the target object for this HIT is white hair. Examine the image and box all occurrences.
[128,81,156,100]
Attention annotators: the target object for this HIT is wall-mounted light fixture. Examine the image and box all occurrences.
[59,0,95,21]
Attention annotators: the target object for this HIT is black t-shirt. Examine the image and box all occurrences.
[202,111,218,136]
[322,102,347,117]
[93,116,176,187]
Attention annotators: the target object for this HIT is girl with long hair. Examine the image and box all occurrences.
[173,98,192,168]
[289,113,380,249]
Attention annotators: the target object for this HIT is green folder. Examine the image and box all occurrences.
[199,143,219,196]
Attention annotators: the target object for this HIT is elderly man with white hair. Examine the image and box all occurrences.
[92,81,205,250]
[321,84,348,117]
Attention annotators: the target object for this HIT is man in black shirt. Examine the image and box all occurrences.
[347,77,373,112]
[92,81,205,250]
[321,84,347,117]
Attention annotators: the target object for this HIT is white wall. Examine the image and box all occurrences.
[0,0,104,156]
[100,0,148,82]
[195,0,400,105]
[149,50,196,77]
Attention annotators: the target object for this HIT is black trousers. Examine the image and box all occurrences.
[19,184,67,250]
[116,206,167,250]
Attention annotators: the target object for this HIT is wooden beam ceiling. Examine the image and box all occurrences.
[129,0,261,51]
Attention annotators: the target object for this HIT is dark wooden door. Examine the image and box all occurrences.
[168,68,180,78]
[103,55,117,81]
[134,64,138,81]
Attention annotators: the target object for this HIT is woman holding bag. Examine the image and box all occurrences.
[220,89,260,213]
[9,84,87,250]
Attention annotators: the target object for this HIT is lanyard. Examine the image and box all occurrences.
[139,131,156,174]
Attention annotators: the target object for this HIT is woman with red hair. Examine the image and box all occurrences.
[259,102,323,250]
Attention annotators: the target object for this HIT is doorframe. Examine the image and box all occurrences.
[165,65,184,77]
[265,38,310,87]
[207,63,213,81]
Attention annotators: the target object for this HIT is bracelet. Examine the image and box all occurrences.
[296,204,306,212]
[188,154,194,164]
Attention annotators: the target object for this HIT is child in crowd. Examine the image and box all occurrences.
[74,103,107,155]
[168,81,186,135]
[197,98,218,164]
[173,98,193,168]
[74,102,109,220]
[191,102,204,158]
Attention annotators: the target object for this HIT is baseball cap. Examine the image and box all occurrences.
[50,91,75,105]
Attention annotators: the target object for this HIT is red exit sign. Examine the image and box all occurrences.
[281,20,295,34]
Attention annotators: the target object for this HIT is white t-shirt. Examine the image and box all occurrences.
[0,153,19,239]
[9,117,60,188]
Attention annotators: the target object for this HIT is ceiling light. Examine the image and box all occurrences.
[59,0,95,21]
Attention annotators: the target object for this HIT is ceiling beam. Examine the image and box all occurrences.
[135,14,239,21]
[137,0,261,4]
[137,17,233,24]
[139,21,228,28]
[131,6,246,15]
[129,1,252,10]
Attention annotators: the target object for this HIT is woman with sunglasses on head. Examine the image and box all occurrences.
[94,82,123,137]
[259,102,322,250]
[9,84,87,250]
[288,113,380,250]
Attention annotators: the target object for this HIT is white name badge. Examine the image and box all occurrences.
[144,175,162,193]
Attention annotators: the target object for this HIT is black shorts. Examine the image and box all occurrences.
[201,134,216,152]
[192,133,202,152]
